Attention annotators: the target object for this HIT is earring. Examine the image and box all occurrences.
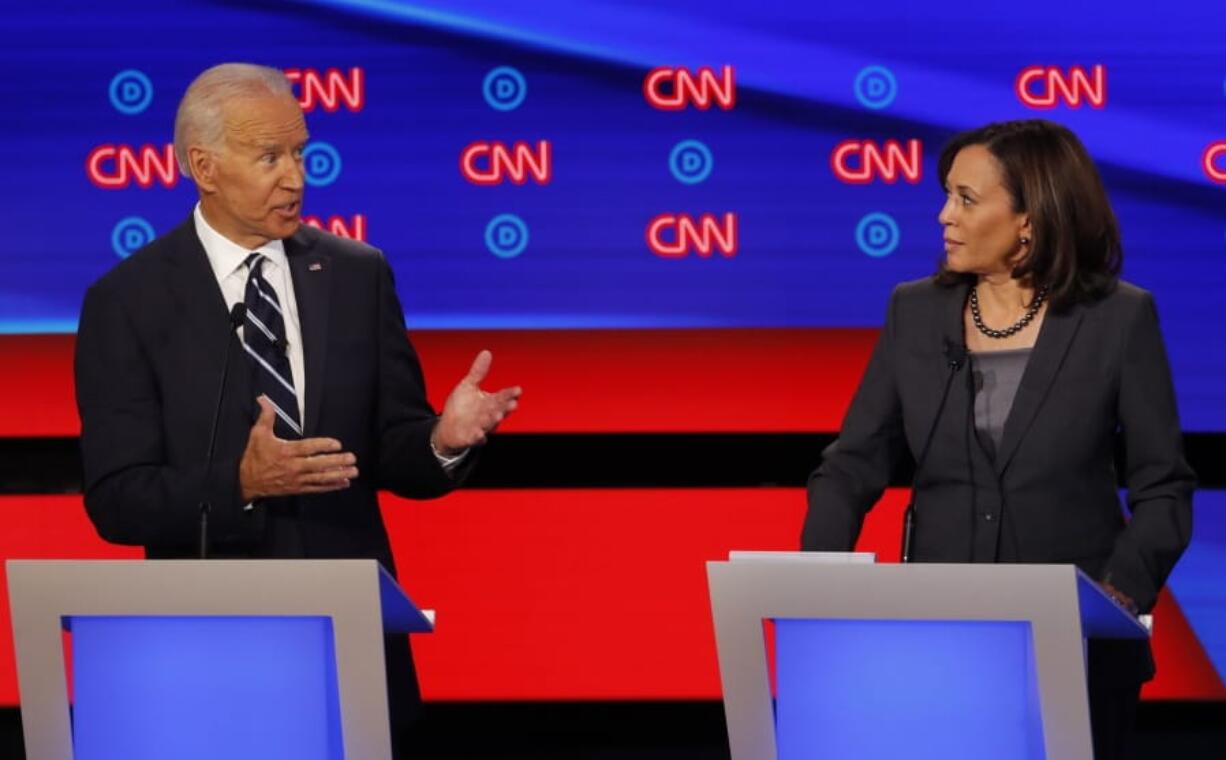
[1020,237,1030,245]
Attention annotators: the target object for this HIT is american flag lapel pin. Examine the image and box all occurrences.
[308,261,323,272]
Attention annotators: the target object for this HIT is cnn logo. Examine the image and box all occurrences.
[87,144,178,190]
[302,214,367,241]
[284,67,364,113]
[646,213,738,258]
[831,139,922,184]
[1015,65,1106,109]
[460,141,551,185]
[644,66,735,111]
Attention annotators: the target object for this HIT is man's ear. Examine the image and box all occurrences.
[187,145,218,194]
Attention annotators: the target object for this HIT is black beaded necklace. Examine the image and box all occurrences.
[969,285,1049,339]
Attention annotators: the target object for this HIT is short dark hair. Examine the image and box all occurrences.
[935,119,1121,310]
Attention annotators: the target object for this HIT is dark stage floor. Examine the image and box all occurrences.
[1,701,1222,759]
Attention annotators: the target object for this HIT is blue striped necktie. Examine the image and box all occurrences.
[241,252,302,438]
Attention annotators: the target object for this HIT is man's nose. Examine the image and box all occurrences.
[282,158,305,191]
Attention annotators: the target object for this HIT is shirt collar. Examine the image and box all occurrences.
[193,203,288,282]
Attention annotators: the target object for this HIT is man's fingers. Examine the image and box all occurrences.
[254,395,277,430]
[262,474,355,497]
[288,436,345,457]
[493,386,522,407]
[300,467,359,485]
[293,452,356,473]
[295,480,353,494]
[464,349,493,385]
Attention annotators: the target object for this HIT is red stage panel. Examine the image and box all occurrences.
[0,329,876,436]
[1141,591,1226,699]
[386,487,820,700]
[0,496,142,705]
[0,335,79,437]
[0,493,1219,706]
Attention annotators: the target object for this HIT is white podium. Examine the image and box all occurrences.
[707,557,1149,760]
[8,559,433,760]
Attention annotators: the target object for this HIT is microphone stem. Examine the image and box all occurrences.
[901,349,964,563]
[199,304,246,560]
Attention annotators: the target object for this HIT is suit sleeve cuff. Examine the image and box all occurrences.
[430,440,469,472]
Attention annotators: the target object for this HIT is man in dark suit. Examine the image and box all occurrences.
[74,63,520,756]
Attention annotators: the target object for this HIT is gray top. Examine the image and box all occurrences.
[970,347,1033,459]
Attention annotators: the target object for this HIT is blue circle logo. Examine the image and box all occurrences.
[302,142,342,187]
[109,69,153,115]
[111,216,156,258]
[483,66,527,111]
[855,212,900,258]
[484,214,529,259]
[668,139,714,185]
[854,66,898,110]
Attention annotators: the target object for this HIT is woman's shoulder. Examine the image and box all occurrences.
[1102,279,1151,305]
[888,275,964,313]
[1081,279,1155,319]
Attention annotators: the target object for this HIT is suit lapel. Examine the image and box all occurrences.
[285,228,330,437]
[993,305,1084,476]
[927,279,972,434]
[938,279,971,361]
[165,215,256,421]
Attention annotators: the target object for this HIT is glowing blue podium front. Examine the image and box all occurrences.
[7,560,434,760]
[707,556,1149,760]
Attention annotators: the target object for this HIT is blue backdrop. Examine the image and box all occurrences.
[1,0,1223,428]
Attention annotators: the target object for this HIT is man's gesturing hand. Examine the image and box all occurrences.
[239,396,359,501]
[432,350,522,456]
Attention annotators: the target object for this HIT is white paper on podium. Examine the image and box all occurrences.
[728,551,876,564]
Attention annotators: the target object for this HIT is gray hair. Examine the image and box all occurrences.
[173,63,294,179]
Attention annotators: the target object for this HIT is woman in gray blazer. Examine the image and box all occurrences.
[802,120,1195,759]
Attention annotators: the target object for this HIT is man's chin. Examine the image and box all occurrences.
[271,217,302,240]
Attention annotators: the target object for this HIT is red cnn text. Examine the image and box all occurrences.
[302,214,367,241]
[643,66,735,111]
[646,213,738,258]
[1015,65,1106,109]
[460,141,552,185]
[284,67,365,113]
[86,144,178,190]
[831,139,923,184]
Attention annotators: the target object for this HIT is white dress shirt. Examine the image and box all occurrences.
[194,204,307,423]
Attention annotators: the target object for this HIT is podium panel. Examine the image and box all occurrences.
[71,616,343,760]
[775,619,1043,760]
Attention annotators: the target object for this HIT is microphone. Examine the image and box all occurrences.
[944,339,967,371]
[900,338,967,562]
[199,302,247,559]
